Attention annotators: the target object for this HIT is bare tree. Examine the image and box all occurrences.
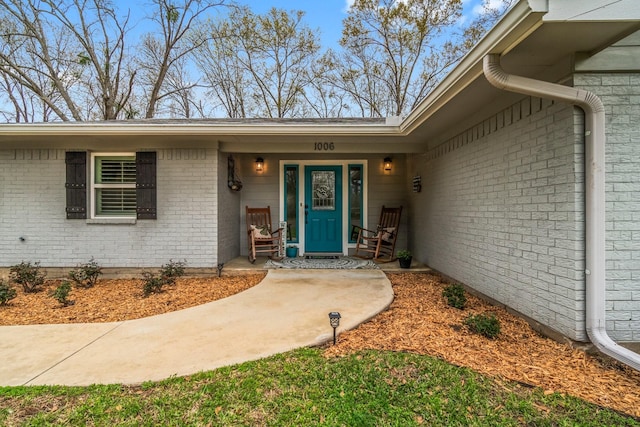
[138,0,226,118]
[300,52,351,118]
[0,0,137,121]
[0,1,84,121]
[199,7,321,118]
[461,0,516,49]
[334,0,466,118]
[193,19,249,118]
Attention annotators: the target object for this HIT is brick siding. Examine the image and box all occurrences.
[575,73,640,342]
[0,148,218,268]
[408,97,588,341]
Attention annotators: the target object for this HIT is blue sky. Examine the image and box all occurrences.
[230,0,492,47]
[118,0,497,49]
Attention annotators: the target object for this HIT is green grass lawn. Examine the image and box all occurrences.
[1,348,638,426]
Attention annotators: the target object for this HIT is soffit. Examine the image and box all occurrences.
[405,20,640,149]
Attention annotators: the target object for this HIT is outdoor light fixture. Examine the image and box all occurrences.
[217,263,224,277]
[328,311,341,345]
[255,157,264,173]
[384,157,392,172]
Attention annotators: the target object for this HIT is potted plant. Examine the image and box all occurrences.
[286,245,298,258]
[397,250,412,268]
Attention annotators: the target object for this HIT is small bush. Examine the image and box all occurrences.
[10,261,46,293]
[142,260,187,297]
[50,281,74,307]
[68,258,102,288]
[442,283,467,310]
[464,313,501,339]
[0,280,17,305]
[142,271,165,297]
[160,259,186,285]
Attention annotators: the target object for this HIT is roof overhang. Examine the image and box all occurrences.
[1,0,639,153]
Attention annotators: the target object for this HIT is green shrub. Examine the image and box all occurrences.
[142,260,187,297]
[50,281,74,307]
[9,261,46,293]
[464,313,501,339]
[160,259,186,285]
[142,271,165,297]
[0,280,17,305]
[68,258,102,288]
[442,283,467,310]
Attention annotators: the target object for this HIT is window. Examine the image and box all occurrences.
[92,154,136,217]
[311,170,336,210]
[66,151,157,220]
[349,164,363,243]
[284,165,299,242]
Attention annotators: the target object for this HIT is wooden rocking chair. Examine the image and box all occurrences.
[246,206,284,263]
[353,205,402,262]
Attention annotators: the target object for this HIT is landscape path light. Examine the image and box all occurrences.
[329,311,341,345]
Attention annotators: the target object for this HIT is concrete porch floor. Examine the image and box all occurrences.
[220,256,433,275]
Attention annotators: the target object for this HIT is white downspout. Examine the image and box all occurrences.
[483,54,640,371]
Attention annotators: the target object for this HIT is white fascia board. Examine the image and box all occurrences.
[399,0,548,135]
[0,122,402,138]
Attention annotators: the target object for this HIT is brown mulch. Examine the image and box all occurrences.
[324,272,640,419]
[0,274,266,325]
[1,271,639,418]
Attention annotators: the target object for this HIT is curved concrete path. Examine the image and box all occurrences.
[0,269,393,386]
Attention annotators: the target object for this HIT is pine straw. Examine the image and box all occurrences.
[323,272,640,418]
[1,271,639,417]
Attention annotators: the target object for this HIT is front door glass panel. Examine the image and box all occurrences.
[312,171,335,211]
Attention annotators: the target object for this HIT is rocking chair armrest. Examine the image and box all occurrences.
[352,225,378,240]
[270,227,284,237]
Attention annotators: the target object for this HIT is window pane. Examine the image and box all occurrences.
[96,188,136,216]
[285,166,298,241]
[349,165,363,242]
[312,170,335,211]
[96,157,136,184]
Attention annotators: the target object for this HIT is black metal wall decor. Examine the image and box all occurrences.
[412,175,422,193]
[228,155,243,191]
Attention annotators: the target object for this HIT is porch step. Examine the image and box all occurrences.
[304,252,343,259]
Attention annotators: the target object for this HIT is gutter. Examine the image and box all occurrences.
[483,54,640,371]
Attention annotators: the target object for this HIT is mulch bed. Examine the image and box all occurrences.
[1,271,639,418]
[0,274,266,325]
[324,272,640,419]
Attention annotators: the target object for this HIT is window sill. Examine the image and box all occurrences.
[87,218,137,225]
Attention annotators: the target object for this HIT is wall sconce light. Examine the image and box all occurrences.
[328,311,341,345]
[255,157,264,173]
[384,157,392,172]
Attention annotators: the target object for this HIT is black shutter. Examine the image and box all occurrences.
[136,151,157,219]
[65,151,87,219]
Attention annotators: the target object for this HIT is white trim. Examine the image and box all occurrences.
[279,159,368,256]
[90,152,136,220]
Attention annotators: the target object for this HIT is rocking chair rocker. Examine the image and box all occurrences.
[353,205,402,262]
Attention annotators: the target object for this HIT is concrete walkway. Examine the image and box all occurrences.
[0,269,393,387]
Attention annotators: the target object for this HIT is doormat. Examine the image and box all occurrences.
[264,256,379,270]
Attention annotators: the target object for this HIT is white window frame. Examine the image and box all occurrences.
[90,152,136,219]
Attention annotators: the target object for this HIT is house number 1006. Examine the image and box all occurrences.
[314,142,335,151]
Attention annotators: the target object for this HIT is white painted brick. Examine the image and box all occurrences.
[0,148,219,268]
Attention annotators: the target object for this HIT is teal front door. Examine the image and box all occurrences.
[304,165,343,253]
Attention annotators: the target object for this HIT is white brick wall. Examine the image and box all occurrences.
[575,73,640,342]
[0,148,219,268]
[408,97,588,341]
